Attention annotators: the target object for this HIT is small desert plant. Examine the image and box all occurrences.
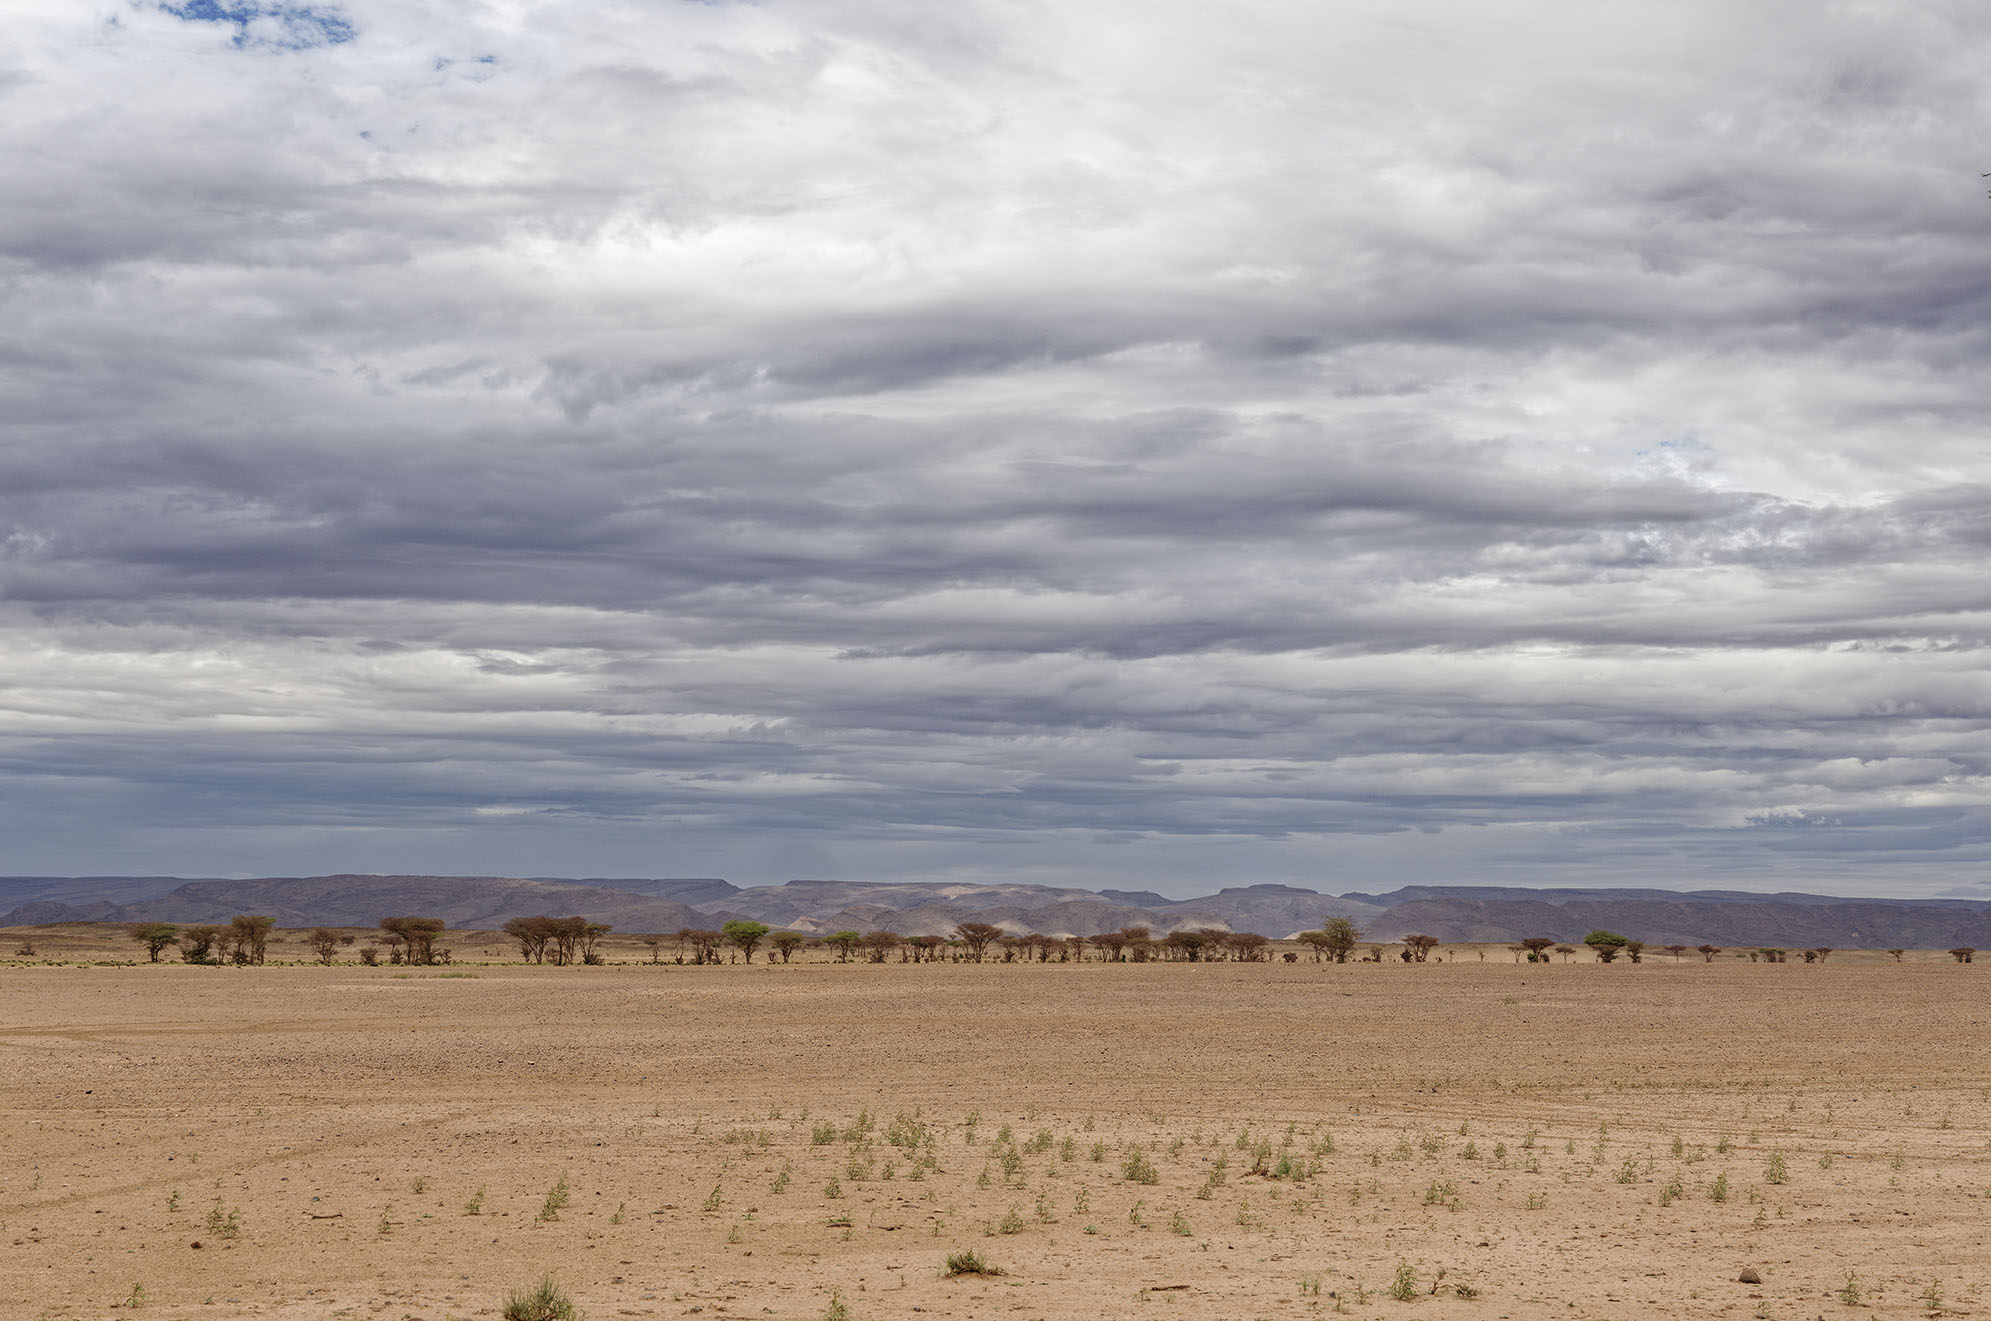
[944,1248,1001,1276]
[124,1283,149,1309]
[465,1186,486,1215]
[1709,1173,1730,1202]
[1763,1150,1789,1185]
[1170,1209,1192,1235]
[502,1276,579,1321]
[1123,1150,1159,1184]
[204,1203,241,1239]
[1388,1261,1417,1301]
[538,1173,572,1222]
[997,1204,1025,1234]
[702,1183,725,1210]
[1839,1272,1862,1306]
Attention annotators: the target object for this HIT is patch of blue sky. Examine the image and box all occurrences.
[159,1,355,49]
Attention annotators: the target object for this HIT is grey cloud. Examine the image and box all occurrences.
[2,0,1990,891]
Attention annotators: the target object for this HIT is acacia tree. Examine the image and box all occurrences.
[179,924,221,964]
[228,914,276,965]
[1090,932,1126,962]
[1226,932,1270,962]
[1320,916,1362,963]
[1663,944,1689,962]
[1296,930,1331,962]
[1519,937,1556,964]
[504,916,554,963]
[1887,948,1906,963]
[772,932,806,963]
[130,923,180,963]
[379,916,446,966]
[1583,930,1629,963]
[1697,944,1722,963]
[1624,939,1646,964]
[825,930,862,963]
[1950,947,1976,964]
[953,922,1002,963]
[1554,944,1577,962]
[1120,925,1154,963]
[722,919,770,963]
[577,922,612,964]
[307,927,340,965]
[687,929,725,964]
[1401,933,1440,963]
[861,930,901,964]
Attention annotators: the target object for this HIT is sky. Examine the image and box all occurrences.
[4,1,1991,898]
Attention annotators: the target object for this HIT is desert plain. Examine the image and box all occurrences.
[3,937,1988,1321]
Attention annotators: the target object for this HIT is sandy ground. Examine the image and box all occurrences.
[3,948,1988,1320]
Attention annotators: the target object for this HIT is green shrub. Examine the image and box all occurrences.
[502,1276,580,1321]
[944,1248,1001,1276]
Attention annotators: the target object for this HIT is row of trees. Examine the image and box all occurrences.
[130,915,445,966]
[129,915,1983,967]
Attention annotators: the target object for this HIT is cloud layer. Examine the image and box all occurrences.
[5,0,1991,893]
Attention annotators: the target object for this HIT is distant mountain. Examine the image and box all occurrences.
[6,873,1991,948]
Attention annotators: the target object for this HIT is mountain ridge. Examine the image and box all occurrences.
[7,874,1991,948]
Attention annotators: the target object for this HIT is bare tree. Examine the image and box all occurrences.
[861,930,902,964]
[1696,944,1721,963]
[1663,944,1688,962]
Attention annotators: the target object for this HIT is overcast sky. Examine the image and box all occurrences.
[5,1,1990,897]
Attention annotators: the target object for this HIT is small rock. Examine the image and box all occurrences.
[1738,1269,1761,1284]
